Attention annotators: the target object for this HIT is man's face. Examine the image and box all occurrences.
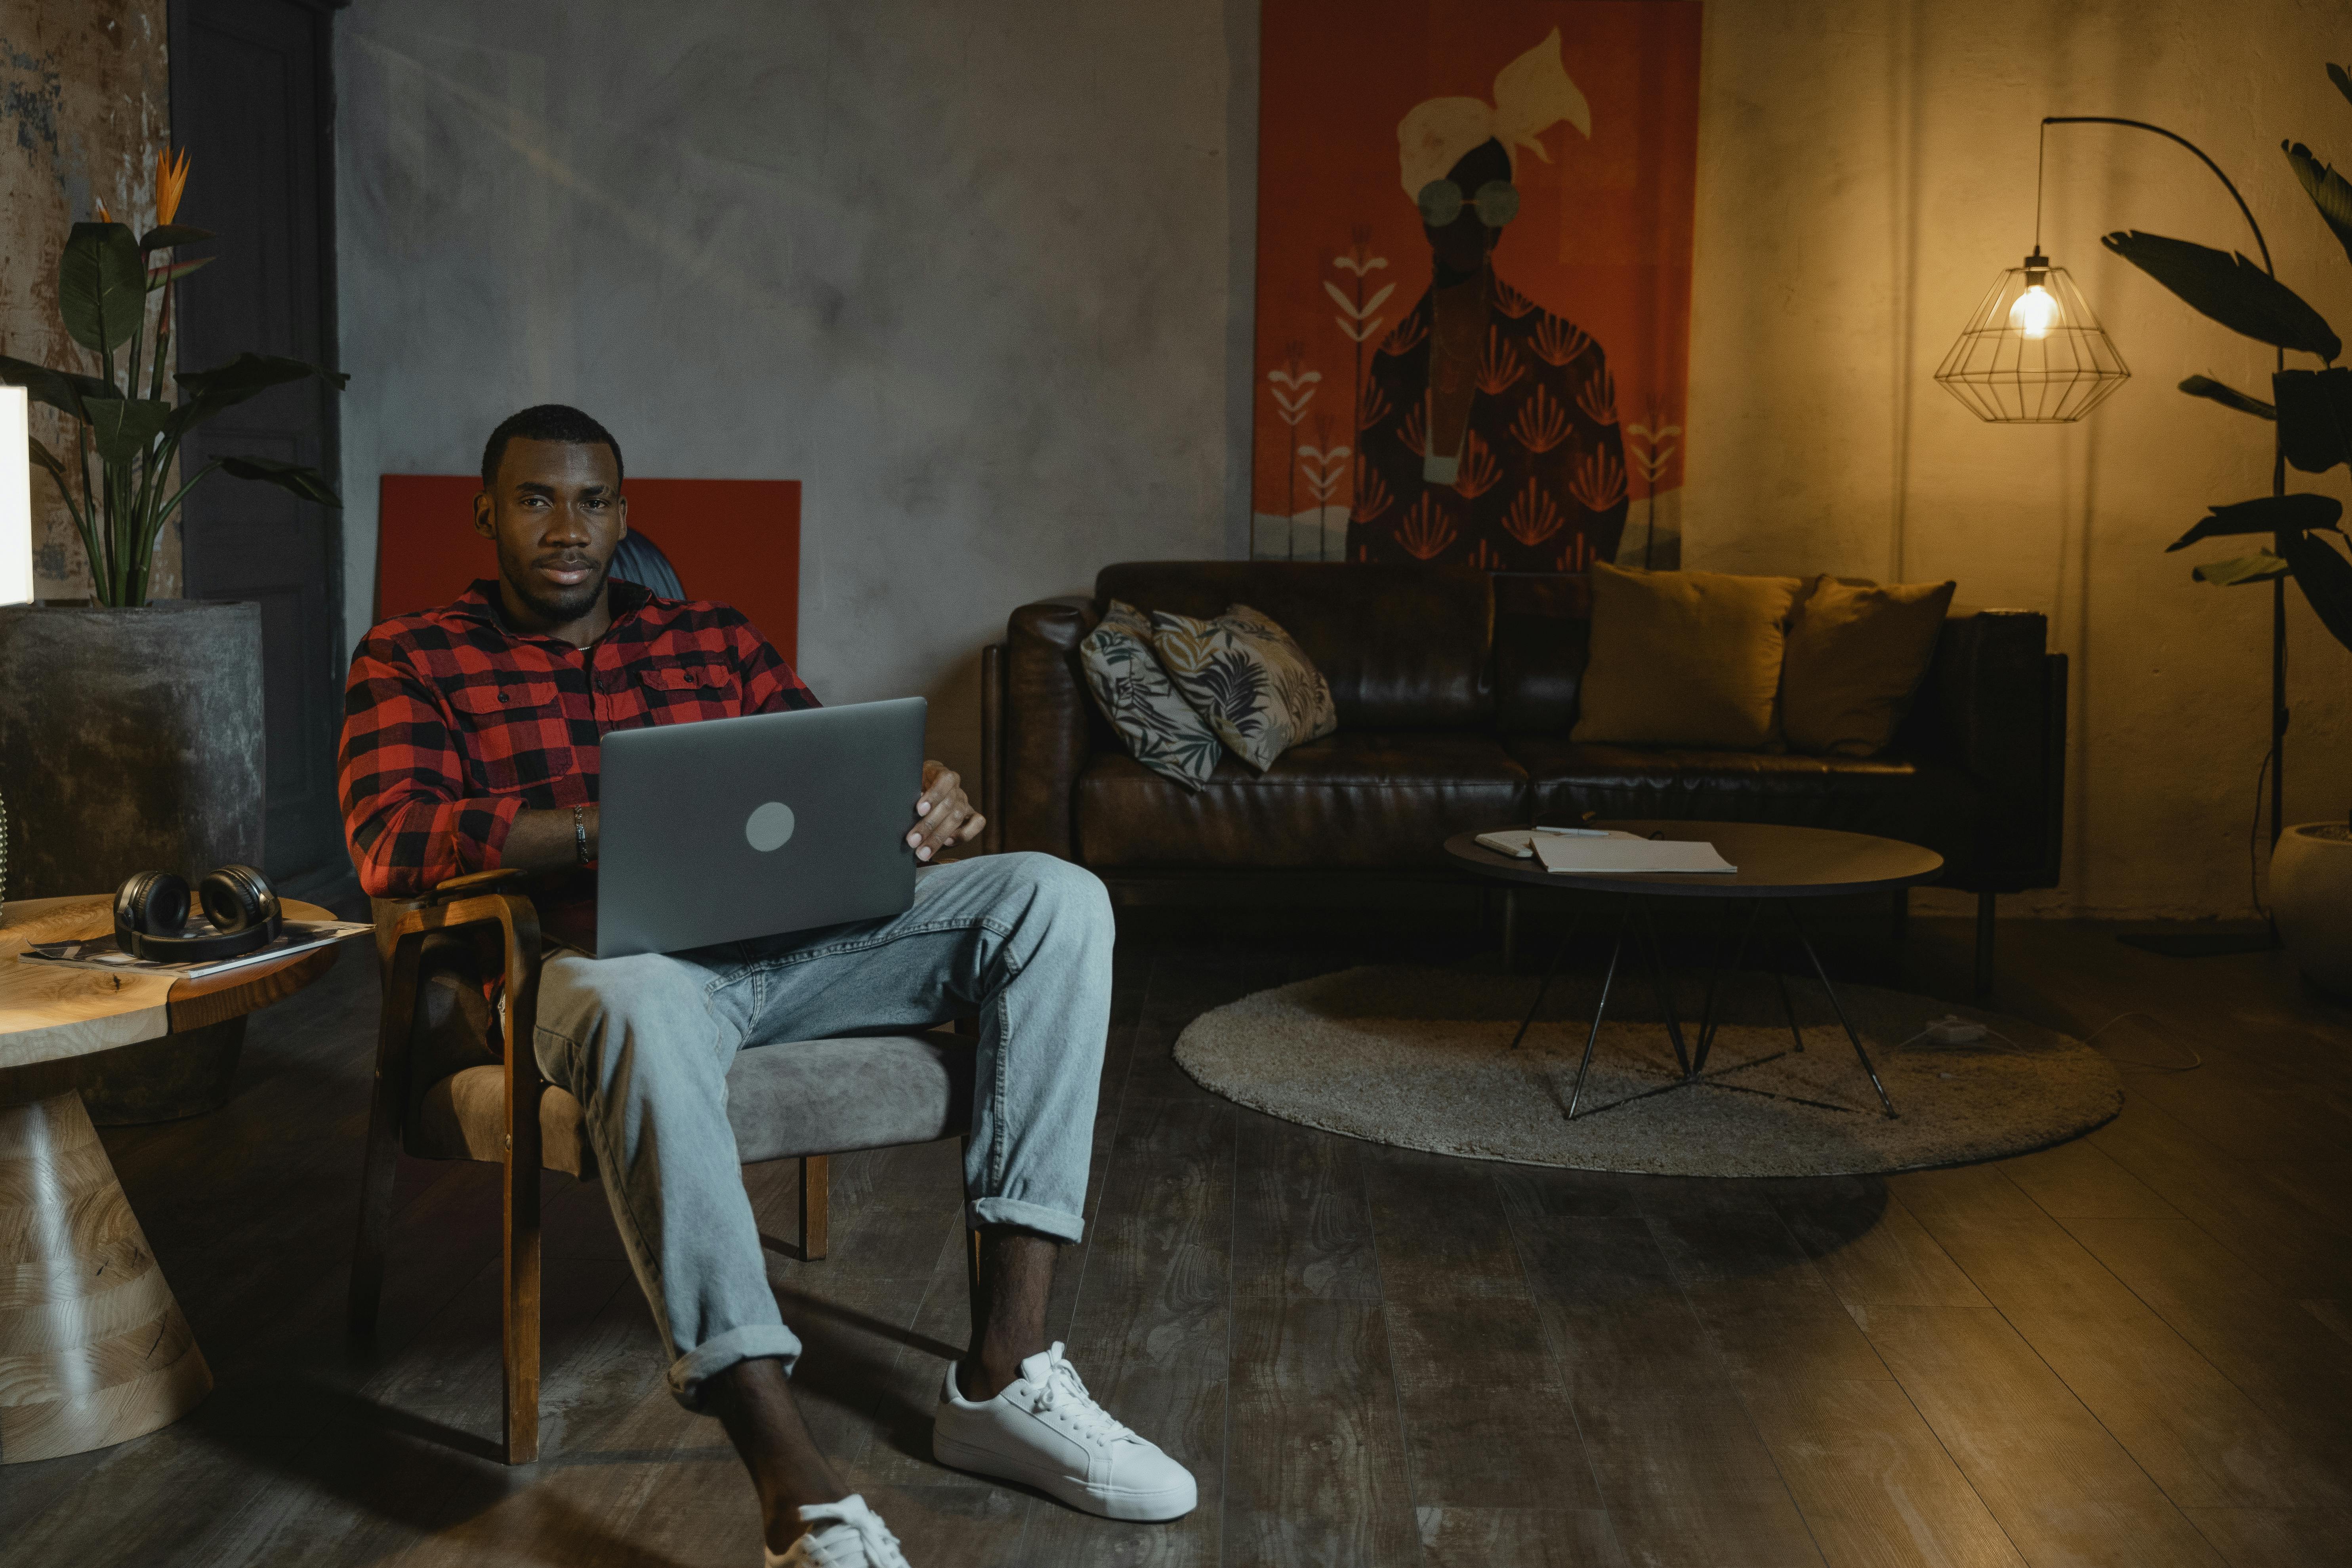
[473,437,628,626]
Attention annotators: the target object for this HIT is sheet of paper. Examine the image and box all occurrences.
[1534,837,1738,875]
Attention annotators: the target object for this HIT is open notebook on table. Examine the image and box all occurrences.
[1476,829,1738,875]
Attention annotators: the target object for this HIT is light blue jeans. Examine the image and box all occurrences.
[530,852,1112,1409]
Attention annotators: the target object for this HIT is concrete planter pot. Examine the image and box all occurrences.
[0,601,266,1121]
[2271,822,2352,996]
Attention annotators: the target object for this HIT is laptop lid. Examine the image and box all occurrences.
[594,696,926,958]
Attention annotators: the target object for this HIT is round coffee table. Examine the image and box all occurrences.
[0,893,350,1464]
[1445,822,1944,1120]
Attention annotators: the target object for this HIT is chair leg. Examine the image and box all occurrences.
[799,1154,829,1261]
[502,1147,542,1465]
[350,937,422,1338]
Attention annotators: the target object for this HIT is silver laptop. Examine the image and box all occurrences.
[595,696,927,958]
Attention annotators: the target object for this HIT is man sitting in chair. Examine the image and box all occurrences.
[339,404,1192,1566]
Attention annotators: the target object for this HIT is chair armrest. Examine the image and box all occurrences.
[1922,609,2066,892]
[1002,594,1101,858]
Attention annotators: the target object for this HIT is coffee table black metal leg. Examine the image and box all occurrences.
[1634,899,1692,1079]
[1507,910,1581,1051]
[1783,904,1896,1118]
[1773,962,1807,1052]
[1566,901,1629,1120]
[1693,896,1764,1076]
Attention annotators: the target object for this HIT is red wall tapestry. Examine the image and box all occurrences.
[374,476,800,662]
[1251,2,1702,570]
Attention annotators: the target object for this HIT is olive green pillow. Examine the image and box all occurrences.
[1571,561,1803,750]
[1780,575,1956,757]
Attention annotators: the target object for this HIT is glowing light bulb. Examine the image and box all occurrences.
[2009,281,2060,339]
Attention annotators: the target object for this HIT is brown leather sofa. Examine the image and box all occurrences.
[981,562,2066,984]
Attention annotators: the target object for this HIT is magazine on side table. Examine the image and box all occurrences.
[18,919,374,981]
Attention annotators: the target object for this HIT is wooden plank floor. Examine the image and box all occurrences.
[3,911,2349,1566]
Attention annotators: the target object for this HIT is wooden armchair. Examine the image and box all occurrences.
[348,868,977,1463]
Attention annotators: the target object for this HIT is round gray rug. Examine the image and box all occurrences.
[1173,965,2122,1177]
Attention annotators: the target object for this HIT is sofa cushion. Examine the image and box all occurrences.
[1781,576,1957,757]
[1077,731,1528,868]
[1509,736,1982,879]
[1080,600,1224,789]
[412,1032,974,1176]
[1095,561,1493,729]
[1572,563,1802,749]
[1147,603,1338,771]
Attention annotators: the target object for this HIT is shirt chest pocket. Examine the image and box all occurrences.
[448,677,574,792]
[635,664,739,715]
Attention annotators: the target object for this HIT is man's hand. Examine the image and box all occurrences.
[909,760,985,862]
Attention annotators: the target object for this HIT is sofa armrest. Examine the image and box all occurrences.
[1925,609,2067,892]
[1002,594,1101,858]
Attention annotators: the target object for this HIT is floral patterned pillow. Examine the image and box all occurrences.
[1080,600,1225,790]
[1147,603,1338,771]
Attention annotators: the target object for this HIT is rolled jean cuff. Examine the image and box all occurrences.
[667,1323,805,1410]
[968,1196,1085,1244]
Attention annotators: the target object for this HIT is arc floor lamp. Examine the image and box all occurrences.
[1935,116,2289,955]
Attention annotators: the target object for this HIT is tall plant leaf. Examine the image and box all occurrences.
[57,222,147,359]
[26,434,68,484]
[2178,374,2276,419]
[2283,529,2352,654]
[2100,230,2342,361]
[2165,492,2344,552]
[2274,368,2352,471]
[2193,551,2291,586]
[0,354,113,418]
[2283,141,2352,269]
[169,352,349,434]
[217,454,342,507]
[82,398,174,468]
[137,224,214,253]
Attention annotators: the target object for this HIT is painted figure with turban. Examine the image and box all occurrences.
[1349,30,1630,571]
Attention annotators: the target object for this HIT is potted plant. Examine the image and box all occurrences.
[0,149,344,1118]
[2100,66,2352,991]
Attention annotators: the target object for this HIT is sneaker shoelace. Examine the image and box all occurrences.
[799,1495,908,1568]
[1027,1342,1140,1446]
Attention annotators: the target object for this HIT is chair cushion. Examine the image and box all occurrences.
[1509,736,1984,878]
[412,1032,975,1177]
[1076,731,1528,868]
[1780,575,1957,757]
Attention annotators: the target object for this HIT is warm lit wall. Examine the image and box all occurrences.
[0,0,179,599]
[334,0,2352,918]
[1683,0,2352,918]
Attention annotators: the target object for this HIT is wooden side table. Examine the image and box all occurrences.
[0,894,347,1465]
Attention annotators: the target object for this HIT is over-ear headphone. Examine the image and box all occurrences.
[113,864,282,962]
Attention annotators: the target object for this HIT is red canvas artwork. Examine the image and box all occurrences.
[1251,2,1702,570]
[374,476,801,661]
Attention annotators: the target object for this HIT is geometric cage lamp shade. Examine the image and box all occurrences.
[1933,249,2131,423]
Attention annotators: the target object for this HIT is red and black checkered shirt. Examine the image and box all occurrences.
[339,577,818,900]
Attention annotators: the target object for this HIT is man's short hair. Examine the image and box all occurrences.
[480,404,625,488]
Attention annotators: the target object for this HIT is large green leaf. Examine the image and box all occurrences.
[0,354,113,418]
[2194,551,2291,586]
[82,397,173,467]
[57,222,147,359]
[2284,141,2352,270]
[2179,374,2275,419]
[217,454,342,508]
[2100,229,2342,361]
[2165,492,2344,552]
[2274,368,2352,471]
[2283,528,2352,654]
[137,224,214,253]
[168,352,349,434]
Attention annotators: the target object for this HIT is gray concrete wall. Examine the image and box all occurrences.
[335,0,1254,788]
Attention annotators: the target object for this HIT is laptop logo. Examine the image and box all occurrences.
[745,801,796,852]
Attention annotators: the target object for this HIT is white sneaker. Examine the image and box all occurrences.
[932,1342,1197,1521]
[765,1494,911,1568]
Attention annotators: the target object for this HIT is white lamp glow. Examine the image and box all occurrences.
[0,386,31,606]
[2007,282,2061,338]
